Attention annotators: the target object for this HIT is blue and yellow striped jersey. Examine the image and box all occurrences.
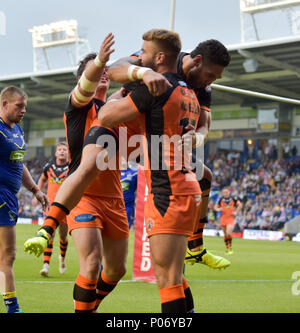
[0,117,26,194]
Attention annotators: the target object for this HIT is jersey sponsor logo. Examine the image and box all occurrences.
[146,217,154,231]
[121,182,130,191]
[178,80,187,87]
[9,150,26,163]
[180,101,201,115]
[205,85,211,93]
[49,177,65,185]
[8,210,17,222]
[75,214,96,222]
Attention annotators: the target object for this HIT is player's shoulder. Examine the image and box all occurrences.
[0,118,6,130]
[15,123,24,135]
[43,161,53,171]
[163,72,193,94]
[195,85,212,98]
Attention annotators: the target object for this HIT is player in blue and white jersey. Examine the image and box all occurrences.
[0,86,49,313]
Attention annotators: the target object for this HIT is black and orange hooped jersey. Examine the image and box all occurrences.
[43,161,69,203]
[64,96,123,199]
[64,97,105,176]
[218,196,238,219]
[127,72,201,197]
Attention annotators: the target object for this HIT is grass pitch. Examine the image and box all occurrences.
[1,224,299,313]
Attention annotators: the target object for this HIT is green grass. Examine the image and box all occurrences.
[1,224,300,313]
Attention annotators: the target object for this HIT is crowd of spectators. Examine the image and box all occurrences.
[18,151,300,234]
[205,150,300,232]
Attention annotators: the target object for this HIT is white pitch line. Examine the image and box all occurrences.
[191,279,293,283]
[17,279,293,284]
[18,280,137,284]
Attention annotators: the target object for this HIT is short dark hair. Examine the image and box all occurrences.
[76,53,97,78]
[190,39,231,67]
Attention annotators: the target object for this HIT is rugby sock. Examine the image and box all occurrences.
[43,239,54,264]
[228,236,232,248]
[182,279,195,313]
[224,236,232,249]
[159,284,186,313]
[94,270,119,310]
[41,202,70,237]
[188,217,207,250]
[73,273,97,313]
[188,178,211,250]
[59,239,68,258]
[2,291,20,313]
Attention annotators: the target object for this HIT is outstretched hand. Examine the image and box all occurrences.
[99,32,115,65]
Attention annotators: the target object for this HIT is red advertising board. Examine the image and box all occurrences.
[132,167,156,283]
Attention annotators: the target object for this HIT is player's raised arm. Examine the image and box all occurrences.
[71,32,115,108]
[108,55,172,96]
[108,55,140,83]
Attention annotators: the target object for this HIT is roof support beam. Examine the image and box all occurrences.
[238,49,300,77]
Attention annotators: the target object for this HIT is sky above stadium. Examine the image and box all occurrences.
[0,0,293,76]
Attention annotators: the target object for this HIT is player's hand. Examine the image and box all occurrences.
[34,190,50,211]
[99,32,115,65]
[142,70,172,96]
[107,87,126,102]
[182,124,196,148]
[31,197,38,207]
[182,125,205,148]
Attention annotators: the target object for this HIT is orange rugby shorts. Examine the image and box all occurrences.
[220,216,235,227]
[144,193,200,237]
[67,194,129,240]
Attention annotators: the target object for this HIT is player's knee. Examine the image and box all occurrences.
[156,271,182,289]
[83,253,102,279]
[0,246,16,265]
[105,263,126,281]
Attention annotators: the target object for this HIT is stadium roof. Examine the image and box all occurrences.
[0,67,122,120]
[0,34,300,120]
[213,35,300,108]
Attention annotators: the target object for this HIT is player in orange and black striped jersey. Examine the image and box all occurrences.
[33,142,69,277]
[107,40,231,270]
[98,29,199,313]
[214,188,242,254]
